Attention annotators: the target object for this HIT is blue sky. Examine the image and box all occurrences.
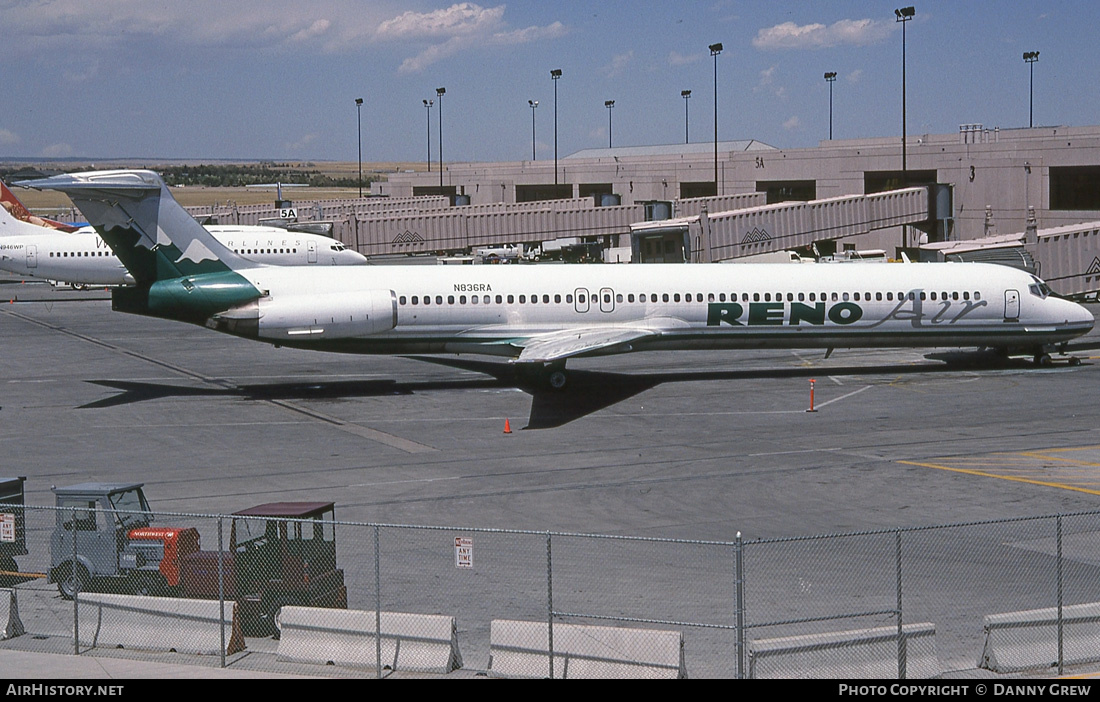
[1,1,1094,163]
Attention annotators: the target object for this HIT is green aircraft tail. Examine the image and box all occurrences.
[19,170,261,322]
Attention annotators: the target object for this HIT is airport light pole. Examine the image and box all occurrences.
[436,87,445,188]
[605,100,615,148]
[423,99,433,172]
[895,7,914,176]
[824,72,837,140]
[528,100,538,160]
[1024,51,1039,128]
[355,97,364,198]
[709,43,723,194]
[682,90,691,144]
[551,69,562,185]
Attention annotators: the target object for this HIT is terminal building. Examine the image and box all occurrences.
[361,124,1100,297]
[375,124,1100,246]
[172,125,1100,299]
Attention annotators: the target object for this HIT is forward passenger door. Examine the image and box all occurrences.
[1004,289,1020,321]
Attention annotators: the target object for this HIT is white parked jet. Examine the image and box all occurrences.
[0,184,366,286]
[23,170,1094,388]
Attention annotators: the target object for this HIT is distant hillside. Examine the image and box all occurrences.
[2,160,425,209]
[1,160,424,188]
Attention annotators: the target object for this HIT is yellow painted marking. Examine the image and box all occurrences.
[1017,451,1100,467]
[899,460,1100,497]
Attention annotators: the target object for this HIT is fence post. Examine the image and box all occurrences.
[1057,515,1064,676]
[71,506,79,656]
[736,531,744,679]
[217,516,225,669]
[897,528,906,680]
[374,524,382,679]
[547,531,554,680]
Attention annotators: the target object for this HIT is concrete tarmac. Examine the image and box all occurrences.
[2,274,1099,678]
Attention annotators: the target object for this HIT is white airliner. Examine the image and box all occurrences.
[0,185,367,286]
[21,170,1094,388]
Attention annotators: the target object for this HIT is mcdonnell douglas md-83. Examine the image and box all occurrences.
[21,170,1094,388]
[0,181,366,286]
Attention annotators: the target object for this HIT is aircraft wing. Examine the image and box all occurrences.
[512,326,659,364]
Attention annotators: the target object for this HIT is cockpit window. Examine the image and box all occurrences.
[1028,277,1052,298]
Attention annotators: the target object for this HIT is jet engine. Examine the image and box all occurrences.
[212,289,397,340]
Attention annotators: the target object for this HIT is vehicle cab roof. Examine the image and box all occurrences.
[52,482,145,498]
[232,502,335,519]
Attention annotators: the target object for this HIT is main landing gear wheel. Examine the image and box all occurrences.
[542,361,569,390]
[548,369,568,390]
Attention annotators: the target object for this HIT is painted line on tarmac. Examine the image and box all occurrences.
[1017,446,1100,467]
[813,385,872,408]
[899,459,1100,497]
[4,307,438,455]
[266,399,438,454]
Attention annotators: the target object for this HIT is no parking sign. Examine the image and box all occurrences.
[454,536,472,568]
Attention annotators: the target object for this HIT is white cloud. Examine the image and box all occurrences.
[285,133,319,152]
[668,51,700,66]
[783,116,801,131]
[847,69,864,84]
[0,1,390,57]
[754,66,786,99]
[753,19,893,50]
[388,5,566,74]
[495,22,565,45]
[604,51,634,78]
[377,3,505,39]
[0,129,20,146]
[289,19,332,43]
[41,143,74,158]
[62,59,101,83]
[1,2,564,73]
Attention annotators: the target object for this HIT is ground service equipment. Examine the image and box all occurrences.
[0,478,28,587]
[48,482,347,636]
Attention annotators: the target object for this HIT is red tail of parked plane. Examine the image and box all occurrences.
[0,180,79,232]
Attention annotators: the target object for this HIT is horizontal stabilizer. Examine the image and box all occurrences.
[17,170,255,283]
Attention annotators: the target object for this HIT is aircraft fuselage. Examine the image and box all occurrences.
[177,260,1095,358]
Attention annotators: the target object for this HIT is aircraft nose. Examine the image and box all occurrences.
[1067,299,1096,328]
[1079,306,1096,328]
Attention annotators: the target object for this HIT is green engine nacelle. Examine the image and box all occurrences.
[114,271,261,324]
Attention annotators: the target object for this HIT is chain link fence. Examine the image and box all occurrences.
[3,500,1100,678]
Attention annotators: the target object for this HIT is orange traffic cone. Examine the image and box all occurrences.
[503,419,512,434]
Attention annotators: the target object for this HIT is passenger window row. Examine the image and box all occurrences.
[397,290,984,306]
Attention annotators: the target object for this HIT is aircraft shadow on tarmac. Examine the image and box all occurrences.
[78,351,1062,429]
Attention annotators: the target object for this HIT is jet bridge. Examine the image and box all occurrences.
[921,218,1100,299]
[629,186,935,263]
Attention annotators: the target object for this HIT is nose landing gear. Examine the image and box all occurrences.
[1032,344,1083,367]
